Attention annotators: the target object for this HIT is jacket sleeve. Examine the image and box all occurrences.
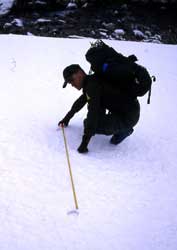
[84,79,101,137]
[66,94,87,120]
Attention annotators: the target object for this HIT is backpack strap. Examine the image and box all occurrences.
[147,75,156,104]
[102,63,108,72]
[147,87,151,104]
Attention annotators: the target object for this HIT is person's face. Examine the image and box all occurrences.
[69,70,85,90]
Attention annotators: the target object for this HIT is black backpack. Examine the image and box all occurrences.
[85,40,155,104]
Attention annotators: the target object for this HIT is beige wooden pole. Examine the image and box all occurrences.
[61,125,79,210]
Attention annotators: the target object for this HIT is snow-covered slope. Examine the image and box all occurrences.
[0,34,177,250]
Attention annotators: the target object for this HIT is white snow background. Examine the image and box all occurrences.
[0,34,177,250]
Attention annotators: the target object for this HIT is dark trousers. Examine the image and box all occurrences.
[85,100,140,136]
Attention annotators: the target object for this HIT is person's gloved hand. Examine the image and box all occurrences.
[58,116,70,127]
[77,134,91,153]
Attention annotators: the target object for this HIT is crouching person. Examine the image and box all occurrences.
[58,64,140,153]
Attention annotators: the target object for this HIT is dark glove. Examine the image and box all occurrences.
[77,134,91,153]
[58,116,70,127]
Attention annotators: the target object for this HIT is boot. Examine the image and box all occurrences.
[110,128,134,145]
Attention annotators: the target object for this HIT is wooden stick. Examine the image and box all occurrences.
[61,125,79,210]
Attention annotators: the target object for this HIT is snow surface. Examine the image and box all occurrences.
[0,34,177,250]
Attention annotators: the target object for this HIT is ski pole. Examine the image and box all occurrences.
[61,125,79,210]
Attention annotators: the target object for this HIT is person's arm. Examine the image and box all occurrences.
[78,79,101,153]
[58,94,87,127]
[84,83,101,136]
